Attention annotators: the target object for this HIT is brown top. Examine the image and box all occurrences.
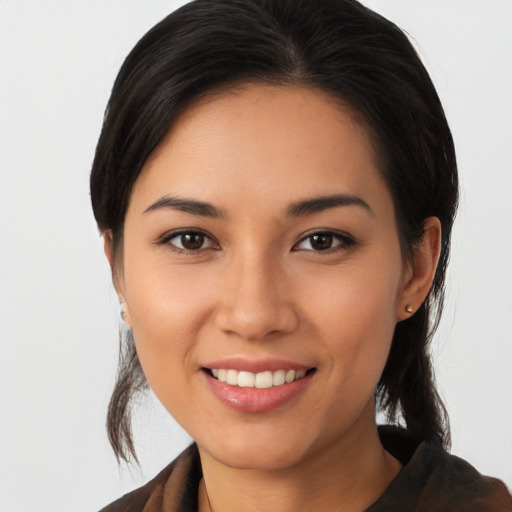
[100,426,512,512]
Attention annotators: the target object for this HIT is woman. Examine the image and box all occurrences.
[90,0,512,510]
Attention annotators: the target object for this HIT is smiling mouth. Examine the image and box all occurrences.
[204,368,317,389]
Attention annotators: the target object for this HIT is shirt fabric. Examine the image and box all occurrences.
[100,426,512,512]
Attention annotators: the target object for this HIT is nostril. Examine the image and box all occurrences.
[214,302,300,342]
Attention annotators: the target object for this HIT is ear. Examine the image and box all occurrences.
[103,230,132,326]
[397,217,442,321]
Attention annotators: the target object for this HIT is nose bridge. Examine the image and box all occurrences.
[215,245,298,340]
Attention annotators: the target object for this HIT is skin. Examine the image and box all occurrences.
[105,84,441,512]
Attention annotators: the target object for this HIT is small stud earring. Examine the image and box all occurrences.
[120,302,128,322]
[405,304,413,313]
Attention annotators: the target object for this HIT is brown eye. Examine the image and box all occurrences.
[309,233,333,251]
[180,233,205,250]
[294,231,355,252]
[164,231,214,252]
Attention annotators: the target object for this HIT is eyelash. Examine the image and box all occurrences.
[157,229,356,254]
[157,230,218,254]
[293,230,356,253]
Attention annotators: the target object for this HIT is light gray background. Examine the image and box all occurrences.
[0,1,511,511]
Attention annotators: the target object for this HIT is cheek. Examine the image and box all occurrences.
[122,256,215,395]
[299,256,402,379]
[297,268,399,438]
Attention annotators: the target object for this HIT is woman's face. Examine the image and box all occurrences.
[114,85,414,470]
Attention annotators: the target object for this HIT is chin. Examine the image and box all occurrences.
[211,442,308,471]
[195,422,324,472]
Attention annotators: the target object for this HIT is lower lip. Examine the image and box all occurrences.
[203,370,315,413]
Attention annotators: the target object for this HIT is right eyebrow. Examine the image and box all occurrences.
[143,196,225,218]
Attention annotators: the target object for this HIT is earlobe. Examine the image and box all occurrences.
[120,300,132,327]
[102,231,131,326]
[397,217,442,322]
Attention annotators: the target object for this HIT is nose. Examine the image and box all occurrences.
[214,252,299,341]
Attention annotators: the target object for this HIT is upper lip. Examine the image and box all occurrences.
[202,357,313,374]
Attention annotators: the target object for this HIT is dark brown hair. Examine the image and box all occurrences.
[90,0,458,463]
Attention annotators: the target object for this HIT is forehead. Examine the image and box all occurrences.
[130,84,391,218]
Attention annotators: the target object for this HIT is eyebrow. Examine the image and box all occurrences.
[143,193,373,219]
[287,194,373,217]
[143,196,224,218]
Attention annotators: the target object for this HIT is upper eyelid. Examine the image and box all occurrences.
[295,229,354,243]
[159,228,214,241]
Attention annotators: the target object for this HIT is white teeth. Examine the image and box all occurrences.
[295,369,306,380]
[226,369,238,385]
[255,371,273,389]
[210,367,310,388]
[237,371,255,388]
[272,369,286,386]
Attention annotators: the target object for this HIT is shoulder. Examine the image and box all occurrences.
[369,426,512,512]
[98,444,200,512]
[413,442,512,511]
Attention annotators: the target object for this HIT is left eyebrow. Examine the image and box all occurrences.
[287,194,374,217]
[143,196,224,218]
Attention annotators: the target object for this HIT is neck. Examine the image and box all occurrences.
[197,404,401,512]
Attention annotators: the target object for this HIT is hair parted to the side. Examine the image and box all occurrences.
[90,0,458,464]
